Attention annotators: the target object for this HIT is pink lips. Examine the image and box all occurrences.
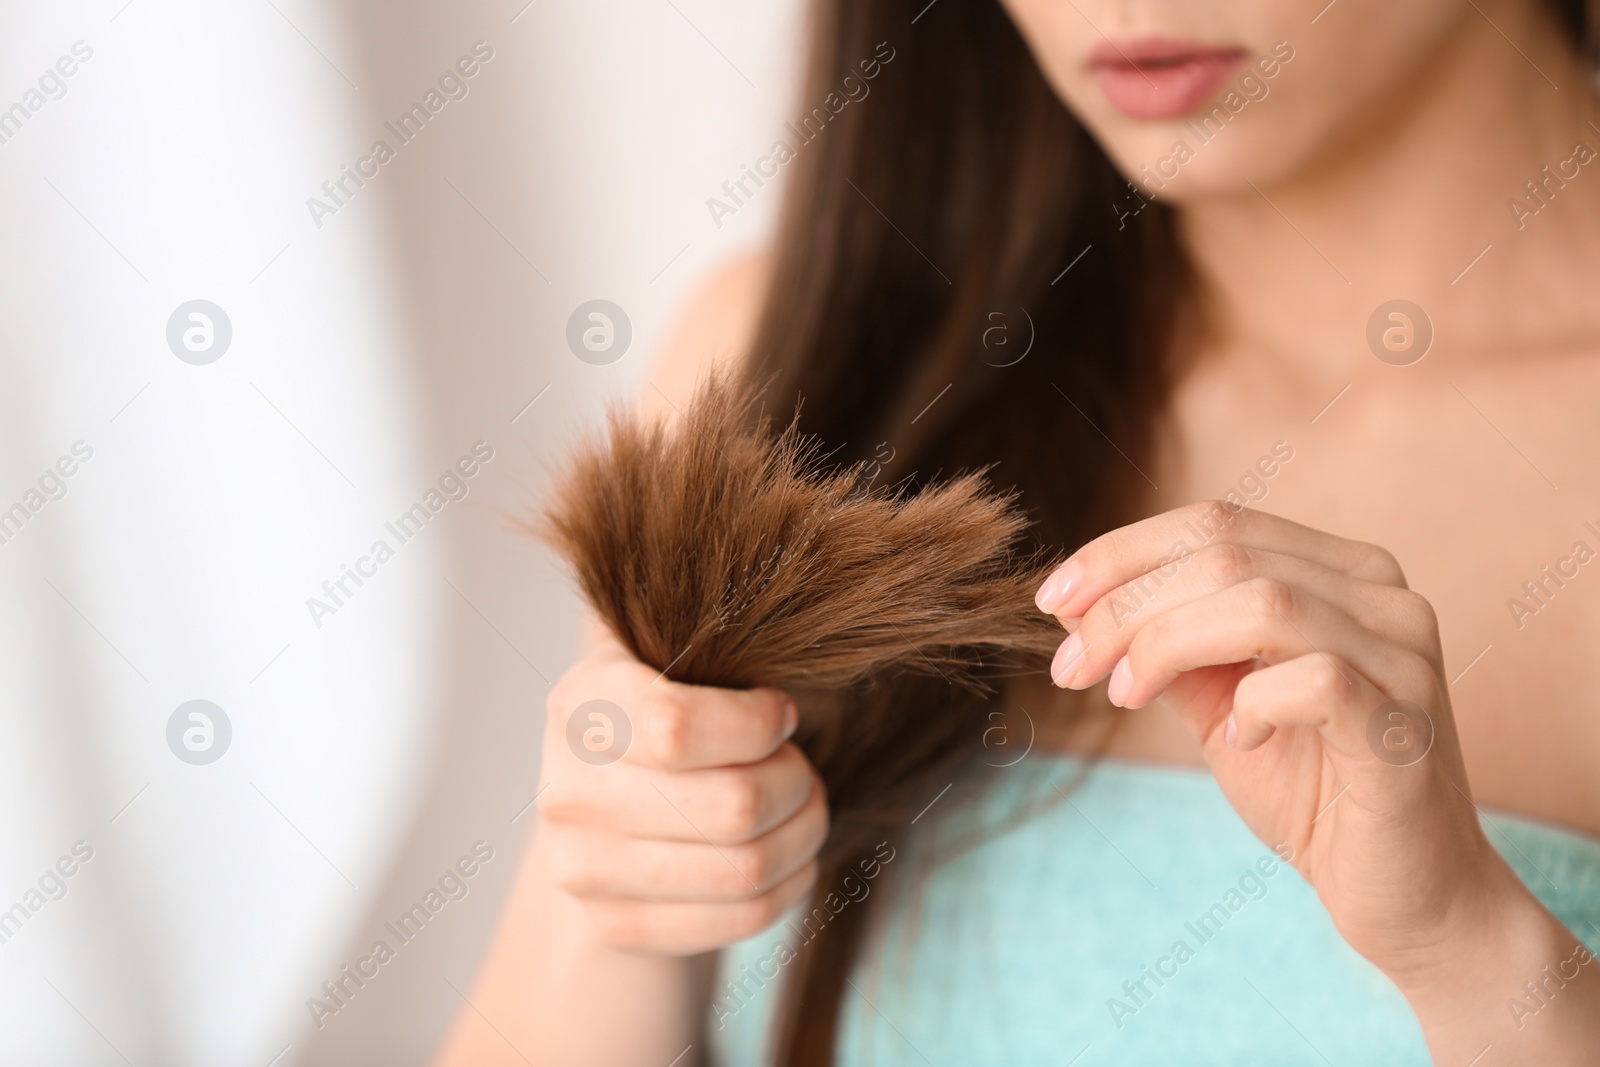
[1090,36,1247,120]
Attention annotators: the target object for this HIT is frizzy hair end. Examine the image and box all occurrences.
[534,373,1062,694]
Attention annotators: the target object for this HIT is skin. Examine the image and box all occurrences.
[436,0,1600,1063]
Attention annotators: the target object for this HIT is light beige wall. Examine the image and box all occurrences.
[0,1,799,1063]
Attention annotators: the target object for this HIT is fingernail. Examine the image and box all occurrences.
[1223,713,1238,749]
[1036,560,1082,615]
[782,700,799,739]
[1050,633,1085,687]
[1106,656,1132,707]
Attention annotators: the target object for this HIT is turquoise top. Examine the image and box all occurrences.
[708,756,1600,1065]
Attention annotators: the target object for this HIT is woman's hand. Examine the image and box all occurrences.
[1035,501,1600,1062]
[537,631,827,955]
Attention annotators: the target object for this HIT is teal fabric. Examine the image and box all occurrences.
[707,756,1600,1065]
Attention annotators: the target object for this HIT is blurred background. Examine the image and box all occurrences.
[0,1,801,1062]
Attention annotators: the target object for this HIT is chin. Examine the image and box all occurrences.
[1069,69,1329,204]
[1099,128,1309,204]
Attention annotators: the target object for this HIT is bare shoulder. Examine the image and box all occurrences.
[638,248,774,421]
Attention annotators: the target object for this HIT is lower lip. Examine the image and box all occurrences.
[1092,51,1246,120]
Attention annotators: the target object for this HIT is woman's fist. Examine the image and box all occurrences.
[536,634,827,955]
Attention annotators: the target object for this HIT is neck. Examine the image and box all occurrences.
[1175,0,1600,381]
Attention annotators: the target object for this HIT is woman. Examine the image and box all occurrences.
[437,0,1600,1063]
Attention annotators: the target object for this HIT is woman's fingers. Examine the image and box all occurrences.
[1052,544,1440,688]
[540,654,809,843]
[579,860,820,956]
[1105,576,1440,717]
[1226,651,1395,758]
[540,742,817,845]
[536,627,834,956]
[1036,500,1409,620]
[551,655,797,773]
[546,769,829,902]
[623,683,797,773]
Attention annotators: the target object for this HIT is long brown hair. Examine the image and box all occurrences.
[741,1,1597,1064]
